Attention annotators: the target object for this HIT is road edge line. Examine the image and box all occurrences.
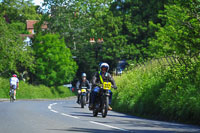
[90,121,129,132]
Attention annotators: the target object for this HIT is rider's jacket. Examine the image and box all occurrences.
[10,77,19,86]
[92,71,116,88]
[76,79,91,90]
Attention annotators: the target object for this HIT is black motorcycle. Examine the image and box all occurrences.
[80,86,88,108]
[93,82,112,118]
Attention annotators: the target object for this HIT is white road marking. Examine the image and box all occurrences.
[48,102,128,132]
[48,102,79,119]
[60,113,79,119]
[50,109,58,113]
[48,103,57,110]
[90,121,129,132]
[48,105,52,109]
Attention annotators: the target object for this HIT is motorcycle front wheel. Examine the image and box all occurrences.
[102,96,109,118]
[81,95,86,108]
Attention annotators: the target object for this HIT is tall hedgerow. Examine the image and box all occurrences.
[112,57,200,125]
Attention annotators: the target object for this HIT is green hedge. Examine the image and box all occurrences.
[112,58,200,125]
[0,78,9,98]
[0,78,75,99]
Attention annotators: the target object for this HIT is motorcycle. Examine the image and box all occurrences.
[93,82,112,118]
[80,86,88,108]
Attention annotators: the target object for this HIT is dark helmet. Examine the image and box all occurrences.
[82,73,86,77]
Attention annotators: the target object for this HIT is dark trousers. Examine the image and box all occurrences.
[90,86,112,105]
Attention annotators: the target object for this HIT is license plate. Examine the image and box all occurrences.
[81,89,86,92]
[103,82,111,90]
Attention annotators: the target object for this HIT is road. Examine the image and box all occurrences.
[0,98,200,133]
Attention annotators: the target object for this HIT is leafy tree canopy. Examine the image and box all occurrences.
[0,16,34,77]
[149,0,200,57]
[0,0,41,34]
[33,33,78,86]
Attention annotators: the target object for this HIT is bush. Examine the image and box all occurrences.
[112,58,200,125]
[0,78,10,98]
[112,60,166,115]
[158,59,200,124]
[0,77,75,99]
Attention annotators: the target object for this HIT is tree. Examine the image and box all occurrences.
[149,0,200,57]
[39,0,172,78]
[0,0,41,22]
[110,0,168,61]
[33,33,78,86]
[40,0,117,78]
[0,16,34,77]
[0,0,41,34]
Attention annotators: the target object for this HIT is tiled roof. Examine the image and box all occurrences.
[26,20,47,29]
[26,20,38,29]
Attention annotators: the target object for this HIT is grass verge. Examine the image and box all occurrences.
[0,77,75,99]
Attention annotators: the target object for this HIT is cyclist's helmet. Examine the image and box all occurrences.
[100,63,109,72]
[82,73,86,77]
[12,74,17,77]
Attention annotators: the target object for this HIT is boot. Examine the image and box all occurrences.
[89,104,93,110]
[108,105,112,111]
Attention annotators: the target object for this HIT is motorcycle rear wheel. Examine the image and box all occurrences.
[93,108,98,117]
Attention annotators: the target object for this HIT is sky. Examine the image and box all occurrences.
[33,0,44,7]
[0,0,44,6]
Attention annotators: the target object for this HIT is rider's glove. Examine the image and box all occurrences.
[113,86,117,90]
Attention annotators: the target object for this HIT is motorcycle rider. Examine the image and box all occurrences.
[10,74,19,100]
[76,73,91,104]
[89,63,117,111]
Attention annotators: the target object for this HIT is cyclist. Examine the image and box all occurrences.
[76,73,91,104]
[89,63,117,110]
[10,74,19,100]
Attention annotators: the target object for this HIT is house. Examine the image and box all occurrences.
[20,20,48,46]
[20,34,34,47]
[26,20,48,34]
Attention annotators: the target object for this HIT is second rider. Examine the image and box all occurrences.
[76,73,91,104]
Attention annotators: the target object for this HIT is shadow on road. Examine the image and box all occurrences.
[63,106,81,109]
[69,112,95,117]
[47,127,182,133]
[47,127,124,133]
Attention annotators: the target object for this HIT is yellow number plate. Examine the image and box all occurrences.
[103,82,111,90]
[81,89,86,93]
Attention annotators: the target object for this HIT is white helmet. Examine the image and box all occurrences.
[100,63,109,71]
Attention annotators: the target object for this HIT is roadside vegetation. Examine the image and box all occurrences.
[0,77,74,99]
[0,0,200,124]
[112,57,200,125]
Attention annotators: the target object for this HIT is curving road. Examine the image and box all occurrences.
[0,98,200,133]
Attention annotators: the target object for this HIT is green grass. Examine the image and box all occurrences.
[112,58,200,125]
[0,77,75,99]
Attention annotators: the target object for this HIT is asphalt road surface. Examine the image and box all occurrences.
[0,98,200,133]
